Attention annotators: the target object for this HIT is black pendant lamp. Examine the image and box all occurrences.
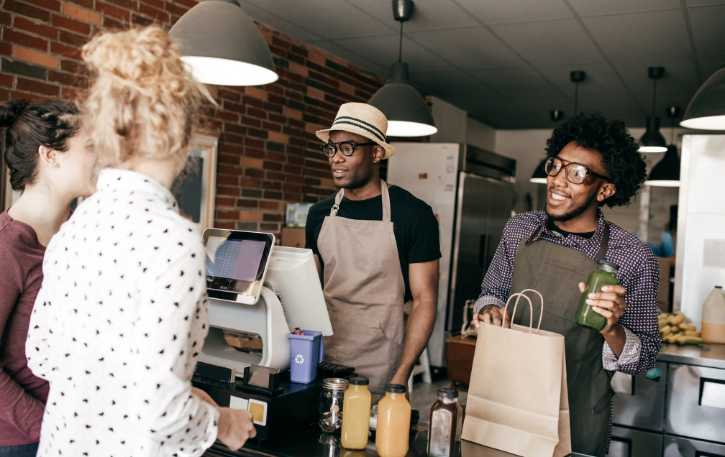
[681,62,725,130]
[638,67,667,153]
[530,72,584,185]
[646,106,681,187]
[530,109,565,184]
[368,0,437,137]
[570,71,585,115]
[169,0,278,86]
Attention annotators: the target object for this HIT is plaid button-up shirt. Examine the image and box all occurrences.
[474,210,661,372]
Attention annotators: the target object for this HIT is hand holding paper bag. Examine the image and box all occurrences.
[462,290,572,457]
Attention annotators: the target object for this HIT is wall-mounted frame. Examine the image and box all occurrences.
[171,132,219,233]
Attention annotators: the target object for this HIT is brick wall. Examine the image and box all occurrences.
[0,0,387,236]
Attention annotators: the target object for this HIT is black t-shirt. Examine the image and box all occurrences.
[305,186,441,302]
[548,219,595,239]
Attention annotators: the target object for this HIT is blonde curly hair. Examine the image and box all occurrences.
[82,26,212,166]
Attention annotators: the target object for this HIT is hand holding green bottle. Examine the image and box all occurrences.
[576,281,627,334]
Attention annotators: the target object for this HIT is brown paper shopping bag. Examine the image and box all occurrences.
[461,290,572,457]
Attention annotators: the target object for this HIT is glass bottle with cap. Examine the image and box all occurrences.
[702,285,725,344]
[575,260,620,331]
[341,376,371,450]
[428,388,462,457]
[319,378,349,432]
[375,384,411,457]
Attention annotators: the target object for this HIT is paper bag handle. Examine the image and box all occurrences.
[503,293,533,332]
[520,289,544,334]
[502,289,545,334]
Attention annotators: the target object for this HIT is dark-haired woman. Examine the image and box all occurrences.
[0,99,97,456]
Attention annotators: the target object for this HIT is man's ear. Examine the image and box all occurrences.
[371,145,385,164]
[596,182,616,203]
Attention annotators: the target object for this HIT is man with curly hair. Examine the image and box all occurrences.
[472,112,661,456]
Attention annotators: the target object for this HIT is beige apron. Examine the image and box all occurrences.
[317,181,406,403]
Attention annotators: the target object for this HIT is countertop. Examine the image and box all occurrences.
[657,342,725,369]
[198,345,725,457]
[202,424,595,457]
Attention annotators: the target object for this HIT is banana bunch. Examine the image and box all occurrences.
[658,312,709,345]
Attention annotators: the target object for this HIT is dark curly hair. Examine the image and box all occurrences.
[1,99,81,191]
[545,111,646,208]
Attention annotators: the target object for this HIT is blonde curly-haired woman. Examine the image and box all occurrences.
[26,26,255,457]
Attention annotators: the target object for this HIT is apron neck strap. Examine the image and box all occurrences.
[524,225,545,247]
[331,189,344,216]
[380,180,391,222]
[329,179,392,222]
[595,222,610,263]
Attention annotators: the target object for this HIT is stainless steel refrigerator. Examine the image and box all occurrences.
[387,143,516,368]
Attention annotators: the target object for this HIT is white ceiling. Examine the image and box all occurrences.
[240,0,725,129]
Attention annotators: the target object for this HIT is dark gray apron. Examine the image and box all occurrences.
[510,224,613,457]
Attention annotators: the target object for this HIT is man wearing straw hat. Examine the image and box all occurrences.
[305,103,441,403]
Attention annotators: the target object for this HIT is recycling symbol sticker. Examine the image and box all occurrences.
[295,354,304,364]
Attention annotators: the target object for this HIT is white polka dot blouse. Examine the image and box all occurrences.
[26,168,219,457]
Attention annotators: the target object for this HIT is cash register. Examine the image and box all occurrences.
[193,229,334,441]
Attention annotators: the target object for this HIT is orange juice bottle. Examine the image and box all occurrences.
[375,384,411,457]
[341,377,372,450]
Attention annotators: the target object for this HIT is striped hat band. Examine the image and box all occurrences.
[331,116,386,143]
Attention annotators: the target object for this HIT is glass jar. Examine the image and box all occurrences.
[575,260,620,331]
[428,388,463,457]
[319,378,349,432]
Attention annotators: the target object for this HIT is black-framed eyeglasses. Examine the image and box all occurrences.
[320,141,376,158]
[544,157,611,185]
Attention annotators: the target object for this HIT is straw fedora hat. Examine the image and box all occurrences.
[316,103,396,159]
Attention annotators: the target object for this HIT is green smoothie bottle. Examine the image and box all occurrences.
[575,260,620,331]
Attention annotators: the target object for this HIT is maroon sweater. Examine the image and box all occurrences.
[0,209,48,445]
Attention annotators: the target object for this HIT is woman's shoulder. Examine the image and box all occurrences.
[54,191,202,256]
[145,208,205,259]
[0,228,23,279]
[0,213,45,291]
[0,211,44,259]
